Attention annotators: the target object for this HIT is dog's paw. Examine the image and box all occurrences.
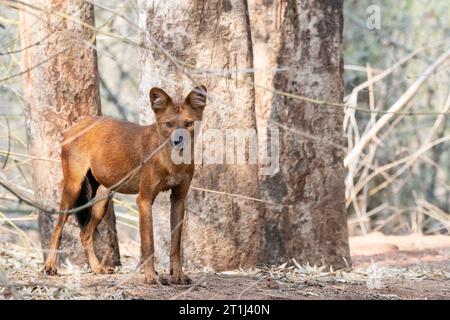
[145,274,158,285]
[91,265,115,275]
[170,273,192,285]
[144,274,170,285]
[43,265,58,276]
[100,266,115,274]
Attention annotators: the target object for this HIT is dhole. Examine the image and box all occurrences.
[43,86,207,285]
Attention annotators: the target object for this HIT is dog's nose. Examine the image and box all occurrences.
[173,135,183,146]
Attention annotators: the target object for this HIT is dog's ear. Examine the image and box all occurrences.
[185,85,207,109]
[149,87,171,111]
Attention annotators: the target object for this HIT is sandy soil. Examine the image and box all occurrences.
[2,233,450,300]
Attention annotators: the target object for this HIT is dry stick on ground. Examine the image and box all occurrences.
[344,48,450,168]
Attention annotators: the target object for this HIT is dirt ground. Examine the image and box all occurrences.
[1,233,450,300]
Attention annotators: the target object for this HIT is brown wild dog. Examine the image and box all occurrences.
[43,86,207,285]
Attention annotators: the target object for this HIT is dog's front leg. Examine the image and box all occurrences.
[169,183,191,285]
[137,192,166,285]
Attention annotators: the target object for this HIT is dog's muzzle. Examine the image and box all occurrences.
[173,135,183,146]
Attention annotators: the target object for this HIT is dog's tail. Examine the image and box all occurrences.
[74,169,97,228]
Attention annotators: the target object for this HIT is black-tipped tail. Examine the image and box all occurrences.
[74,170,98,228]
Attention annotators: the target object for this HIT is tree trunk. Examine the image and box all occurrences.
[258,0,351,268]
[138,0,262,271]
[19,0,120,266]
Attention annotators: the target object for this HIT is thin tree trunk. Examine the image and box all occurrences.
[259,0,351,268]
[19,0,120,266]
[139,0,262,271]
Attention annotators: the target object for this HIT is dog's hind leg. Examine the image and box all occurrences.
[43,148,88,275]
[80,185,114,274]
[43,177,85,275]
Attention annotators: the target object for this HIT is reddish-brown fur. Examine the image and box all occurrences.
[43,86,207,285]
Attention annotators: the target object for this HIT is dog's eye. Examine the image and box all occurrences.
[165,121,173,128]
[185,121,194,127]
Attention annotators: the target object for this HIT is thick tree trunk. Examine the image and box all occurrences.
[139,0,262,271]
[258,0,351,268]
[19,0,120,266]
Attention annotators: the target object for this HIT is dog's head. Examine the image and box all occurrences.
[149,86,207,148]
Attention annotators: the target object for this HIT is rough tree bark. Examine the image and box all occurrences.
[19,0,120,266]
[138,0,262,270]
[257,0,351,267]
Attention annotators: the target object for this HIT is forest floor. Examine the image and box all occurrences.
[1,232,450,300]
